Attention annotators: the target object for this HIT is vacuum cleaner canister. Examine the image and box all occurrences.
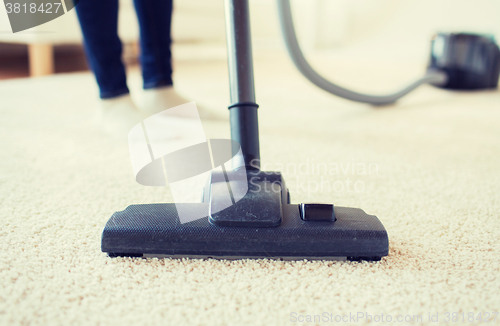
[428,32,500,90]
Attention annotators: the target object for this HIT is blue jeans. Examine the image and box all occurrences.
[75,0,173,99]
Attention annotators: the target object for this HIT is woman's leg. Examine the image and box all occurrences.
[133,0,209,118]
[75,0,129,99]
[133,0,174,89]
[75,0,145,138]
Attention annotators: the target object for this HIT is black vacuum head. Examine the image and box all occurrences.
[101,203,388,261]
[102,171,389,261]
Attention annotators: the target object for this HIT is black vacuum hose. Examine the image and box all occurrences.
[276,0,448,105]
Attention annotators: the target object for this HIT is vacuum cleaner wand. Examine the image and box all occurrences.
[225,0,260,169]
[101,0,389,261]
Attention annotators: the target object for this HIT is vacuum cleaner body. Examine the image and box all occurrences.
[428,32,500,90]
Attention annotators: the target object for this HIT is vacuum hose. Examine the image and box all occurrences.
[276,0,448,105]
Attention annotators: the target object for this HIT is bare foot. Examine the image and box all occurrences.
[137,86,216,119]
[98,94,145,139]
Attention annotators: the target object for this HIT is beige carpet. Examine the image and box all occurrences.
[1,47,500,325]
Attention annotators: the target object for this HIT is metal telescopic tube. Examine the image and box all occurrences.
[224,0,260,170]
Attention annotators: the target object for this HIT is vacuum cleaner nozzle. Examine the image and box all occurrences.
[102,171,389,261]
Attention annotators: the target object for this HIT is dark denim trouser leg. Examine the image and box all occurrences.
[133,0,174,89]
[75,0,129,99]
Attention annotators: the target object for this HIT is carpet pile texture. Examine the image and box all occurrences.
[1,48,499,325]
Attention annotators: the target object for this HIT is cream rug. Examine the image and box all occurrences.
[1,47,500,325]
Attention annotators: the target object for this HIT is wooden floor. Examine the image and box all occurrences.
[0,44,89,80]
[0,43,140,80]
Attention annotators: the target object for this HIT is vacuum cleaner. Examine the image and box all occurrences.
[101,0,500,261]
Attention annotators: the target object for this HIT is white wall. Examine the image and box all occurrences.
[172,0,500,51]
[1,0,499,56]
